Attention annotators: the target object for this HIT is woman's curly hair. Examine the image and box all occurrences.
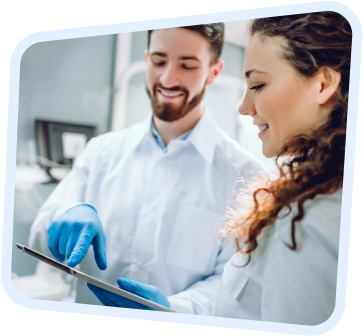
[221,12,352,264]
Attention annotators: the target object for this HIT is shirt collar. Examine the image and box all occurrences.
[151,120,191,152]
[134,108,219,164]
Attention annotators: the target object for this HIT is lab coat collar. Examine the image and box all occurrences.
[135,108,219,164]
[187,108,218,164]
[133,112,154,147]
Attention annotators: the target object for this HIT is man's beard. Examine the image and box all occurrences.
[146,82,206,122]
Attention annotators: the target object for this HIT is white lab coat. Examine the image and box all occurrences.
[29,109,263,314]
[213,189,342,325]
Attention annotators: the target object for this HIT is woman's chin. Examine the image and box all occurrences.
[262,146,276,159]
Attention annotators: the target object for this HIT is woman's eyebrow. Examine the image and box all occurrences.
[245,69,268,78]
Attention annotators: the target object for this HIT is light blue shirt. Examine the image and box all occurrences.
[29,109,263,314]
[151,121,191,153]
[213,189,342,325]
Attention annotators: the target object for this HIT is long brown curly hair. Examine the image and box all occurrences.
[221,12,352,264]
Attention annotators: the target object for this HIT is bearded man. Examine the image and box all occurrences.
[29,24,262,315]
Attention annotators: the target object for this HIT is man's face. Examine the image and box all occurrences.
[145,28,221,122]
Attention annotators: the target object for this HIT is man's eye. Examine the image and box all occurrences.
[182,65,197,70]
[152,60,165,66]
[249,84,265,93]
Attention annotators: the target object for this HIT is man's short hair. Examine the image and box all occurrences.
[147,23,225,65]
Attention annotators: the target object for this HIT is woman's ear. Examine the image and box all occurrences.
[315,67,341,105]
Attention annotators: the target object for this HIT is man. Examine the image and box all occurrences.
[29,24,262,315]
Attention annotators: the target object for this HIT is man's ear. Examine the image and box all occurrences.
[206,59,224,86]
[144,49,149,63]
[314,67,341,105]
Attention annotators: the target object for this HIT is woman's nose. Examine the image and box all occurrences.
[238,91,256,116]
[159,64,179,88]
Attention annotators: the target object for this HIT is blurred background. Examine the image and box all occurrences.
[12,20,273,302]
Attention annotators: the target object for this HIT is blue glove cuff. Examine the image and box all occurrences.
[67,204,98,214]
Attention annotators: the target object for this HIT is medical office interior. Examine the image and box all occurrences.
[11,20,273,302]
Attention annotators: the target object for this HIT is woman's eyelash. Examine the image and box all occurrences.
[249,84,265,92]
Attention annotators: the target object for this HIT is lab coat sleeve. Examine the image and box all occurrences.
[167,241,235,315]
[28,136,101,256]
[260,223,338,325]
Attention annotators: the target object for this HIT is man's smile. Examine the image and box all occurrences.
[157,89,185,101]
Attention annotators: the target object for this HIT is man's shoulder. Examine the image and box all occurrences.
[89,122,147,152]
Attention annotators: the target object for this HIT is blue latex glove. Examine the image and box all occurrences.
[87,278,170,310]
[47,204,107,270]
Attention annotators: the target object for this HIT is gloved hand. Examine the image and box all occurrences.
[47,204,107,270]
[87,278,170,310]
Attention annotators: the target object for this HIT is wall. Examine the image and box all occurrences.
[13,35,116,276]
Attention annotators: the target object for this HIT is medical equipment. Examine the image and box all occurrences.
[15,139,71,215]
[35,120,96,167]
[15,119,97,213]
[15,243,177,313]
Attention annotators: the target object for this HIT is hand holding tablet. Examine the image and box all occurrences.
[87,278,170,310]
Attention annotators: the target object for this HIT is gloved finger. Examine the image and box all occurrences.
[67,227,95,267]
[117,278,154,300]
[47,228,65,263]
[87,283,111,307]
[92,231,107,270]
[58,229,70,257]
[117,278,170,308]
[103,290,149,310]
[65,235,77,260]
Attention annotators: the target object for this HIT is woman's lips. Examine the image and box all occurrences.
[258,124,269,132]
[257,124,269,138]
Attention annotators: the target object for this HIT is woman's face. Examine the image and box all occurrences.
[239,35,325,158]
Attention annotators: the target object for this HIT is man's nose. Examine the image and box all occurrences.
[238,91,257,117]
[159,64,180,88]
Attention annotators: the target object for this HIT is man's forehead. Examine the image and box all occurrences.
[149,28,210,57]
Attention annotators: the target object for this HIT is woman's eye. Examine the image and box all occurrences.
[249,84,265,93]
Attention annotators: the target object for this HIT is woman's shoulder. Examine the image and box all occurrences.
[272,188,343,260]
[223,189,343,281]
[303,188,343,216]
[302,189,342,234]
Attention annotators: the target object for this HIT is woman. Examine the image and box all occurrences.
[87,12,352,325]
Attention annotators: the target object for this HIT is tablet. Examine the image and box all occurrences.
[15,243,177,313]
